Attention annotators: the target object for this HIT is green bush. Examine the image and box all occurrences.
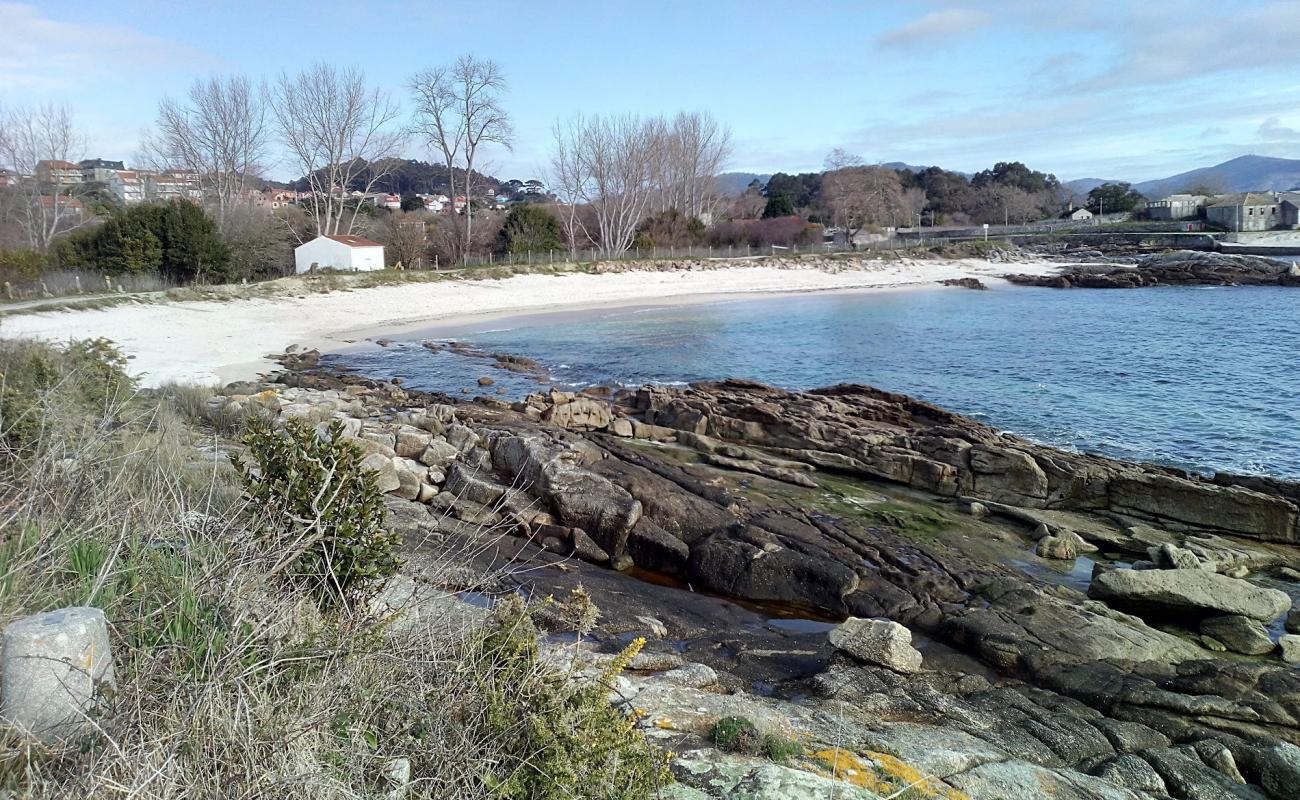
[473,596,671,798]
[235,416,400,609]
[0,249,48,285]
[709,715,761,754]
[54,200,231,283]
[761,732,803,763]
[0,338,134,450]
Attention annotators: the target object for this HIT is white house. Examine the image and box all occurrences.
[294,234,386,273]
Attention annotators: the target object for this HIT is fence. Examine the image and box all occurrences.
[1,269,181,303]
[450,238,937,269]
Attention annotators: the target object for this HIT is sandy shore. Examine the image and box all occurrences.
[1,258,1056,386]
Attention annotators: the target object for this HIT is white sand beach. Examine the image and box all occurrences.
[1,257,1057,386]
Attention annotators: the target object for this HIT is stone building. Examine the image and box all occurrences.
[1206,193,1283,231]
[1147,194,1208,221]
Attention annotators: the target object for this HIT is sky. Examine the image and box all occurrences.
[5,0,1300,184]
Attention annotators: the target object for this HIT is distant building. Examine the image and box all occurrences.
[1206,192,1283,232]
[34,195,84,219]
[1147,194,1208,221]
[0,169,18,187]
[148,170,202,202]
[294,234,385,273]
[1061,206,1093,221]
[79,158,126,183]
[371,192,401,211]
[1280,193,1300,229]
[35,160,83,186]
[107,170,146,205]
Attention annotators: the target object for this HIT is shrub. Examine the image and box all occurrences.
[53,201,231,284]
[761,732,803,763]
[471,595,672,799]
[0,338,134,451]
[0,249,48,285]
[234,416,401,609]
[499,203,565,255]
[709,715,761,754]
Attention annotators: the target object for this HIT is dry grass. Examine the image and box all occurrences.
[0,341,671,799]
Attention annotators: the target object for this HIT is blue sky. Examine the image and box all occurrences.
[5,0,1300,183]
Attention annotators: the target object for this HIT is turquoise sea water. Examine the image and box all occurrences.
[328,285,1300,480]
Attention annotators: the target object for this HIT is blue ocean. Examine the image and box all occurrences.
[328,285,1300,479]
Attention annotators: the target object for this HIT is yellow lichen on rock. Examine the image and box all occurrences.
[809,748,970,800]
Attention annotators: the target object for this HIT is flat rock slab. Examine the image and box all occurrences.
[1088,567,1291,622]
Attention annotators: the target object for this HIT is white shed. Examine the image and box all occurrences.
[294,234,385,273]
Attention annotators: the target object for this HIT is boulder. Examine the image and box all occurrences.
[393,425,431,459]
[828,618,923,674]
[1279,634,1300,664]
[1036,534,1078,560]
[418,438,461,469]
[1,607,115,741]
[1156,542,1203,570]
[1088,568,1291,622]
[361,453,402,494]
[443,462,507,506]
[1199,615,1275,655]
[542,397,612,431]
[1258,742,1300,800]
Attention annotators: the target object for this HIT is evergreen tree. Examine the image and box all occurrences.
[761,192,795,218]
[499,204,564,254]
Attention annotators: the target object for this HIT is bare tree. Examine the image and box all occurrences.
[271,64,403,238]
[548,117,593,253]
[148,75,270,232]
[551,114,662,257]
[0,103,88,252]
[409,56,512,263]
[822,157,916,246]
[652,111,732,222]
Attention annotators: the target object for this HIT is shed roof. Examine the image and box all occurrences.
[323,234,383,247]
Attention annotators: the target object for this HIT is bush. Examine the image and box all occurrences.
[472,596,672,799]
[761,732,803,763]
[54,200,231,284]
[709,715,761,754]
[499,203,565,255]
[0,338,134,451]
[0,249,48,286]
[234,416,401,609]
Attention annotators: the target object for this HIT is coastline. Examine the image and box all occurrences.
[0,257,1056,387]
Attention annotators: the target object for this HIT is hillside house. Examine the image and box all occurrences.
[294,234,385,273]
[79,158,126,184]
[1061,206,1093,221]
[1147,194,1208,221]
[1281,194,1300,228]
[1207,193,1283,231]
[35,160,83,186]
[107,170,146,205]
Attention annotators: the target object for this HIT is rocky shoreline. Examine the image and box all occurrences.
[1006,250,1300,289]
[213,363,1300,799]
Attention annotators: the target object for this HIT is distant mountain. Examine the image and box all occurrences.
[1063,178,1116,196]
[1131,155,1300,198]
[882,161,968,177]
[715,172,770,196]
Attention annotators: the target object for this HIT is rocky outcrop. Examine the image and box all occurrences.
[1087,569,1291,623]
[1007,250,1300,289]
[230,372,1300,798]
[617,380,1299,543]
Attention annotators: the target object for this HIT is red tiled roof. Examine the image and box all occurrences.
[324,234,382,247]
[38,159,81,170]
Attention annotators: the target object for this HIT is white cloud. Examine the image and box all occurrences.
[876,9,991,49]
[0,3,213,94]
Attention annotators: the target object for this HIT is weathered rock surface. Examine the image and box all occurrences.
[1200,615,1276,656]
[1088,569,1291,622]
[1,607,115,741]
